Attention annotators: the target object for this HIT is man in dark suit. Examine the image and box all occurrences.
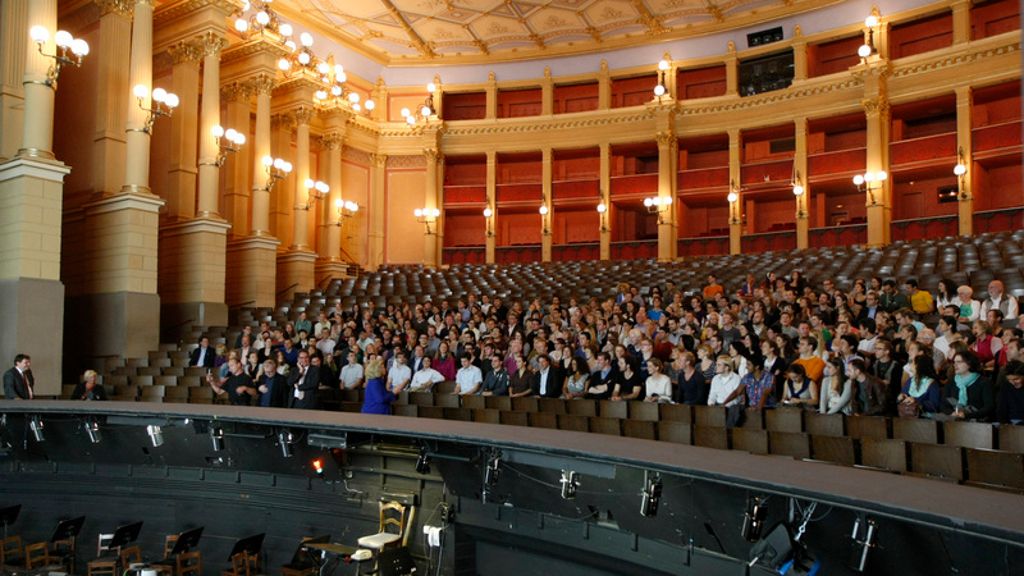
[189,337,216,368]
[254,358,289,408]
[288,350,320,410]
[3,354,34,399]
[532,355,563,398]
[585,352,615,400]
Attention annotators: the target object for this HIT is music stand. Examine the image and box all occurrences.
[289,535,329,568]
[49,516,85,574]
[226,533,265,562]
[169,527,204,556]
[0,505,20,541]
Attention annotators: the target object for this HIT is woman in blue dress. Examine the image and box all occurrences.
[361,352,392,415]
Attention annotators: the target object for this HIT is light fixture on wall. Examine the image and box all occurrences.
[653,59,670,98]
[792,170,807,219]
[857,12,881,59]
[28,26,89,88]
[643,195,673,224]
[312,62,375,115]
[260,155,292,192]
[415,207,441,234]
[401,82,438,126]
[853,170,887,206]
[335,199,359,226]
[483,207,495,238]
[301,179,329,210]
[596,202,608,233]
[727,179,742,225]
[203,125,246,167]
[131,85,179,134]
[539,204,550,235]
[953,146,968,198]
[234,0,287,38]
[278,32,319,75]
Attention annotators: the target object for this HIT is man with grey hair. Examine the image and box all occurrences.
[981,280,1019,325]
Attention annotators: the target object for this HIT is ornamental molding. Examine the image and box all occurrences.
[387,155,426,169]
[221,37,290,65]
[431,109,656,139]
[342,147,371,166]
[154,0,240,24]
[168,40,203,65]
[891,40,1020,79]
[95,0,133,18]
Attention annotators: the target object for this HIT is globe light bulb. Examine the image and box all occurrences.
[30,25,49,45]
[644,197,654,207]
[352,103,361,112]
[331,85,342,96]
[653,84,666,97]
[414,208,423,218]
[792,184,804,196]
[421,105,432,117]
[212,125,226,138]
[539,205,549,215]
[151,87,167,103]
[853,174,865,186]
[483,208,493,218]
[54,30,73,48]
[426,82,437,93]
[133,84,149,99]
[164,93,179,108]
[234,19,249,33]
[336,71,347,83]
[71,38,90,57]
[279,23,293,37]
[334,64,345,77]
[255,11,270,26]
[347,201,358,212]
[284,40,296,52]
[298,52,311,65]
[300,32,314,47]
[262,155,274,167]
[335,199,343,209]
[876,170,887,181]
[317,62,330,75]
[234,133,246,145]
[315,90,327,101]
[658,59,670,71]
[273,158,285,170]
[316,181,329,193]
[953,163,966,176]
[727,191,738,203]
[283,162,293,173]
[596,203,607,213]
[865,15,879,28]
[348,92,360,103]
[365,100,376,111]
[278,58,291,71]
[400,107,410,118]
[406,115,416,125]
[858,43,872,58]
[305,178,315,189]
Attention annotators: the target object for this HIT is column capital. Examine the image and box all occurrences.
[270,113,293,131]
[424,148,441,163]
[247,73,276,95]
[655,130,676,149]
[168,40,203,65]
[861,96,890,117]
[198,31,227,57]
[370,153,387,168]
[95,0,134,17]
[220,81,251,102]
[293,105,315,126]
[320,132,343,150]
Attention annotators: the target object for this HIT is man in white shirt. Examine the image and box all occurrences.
[454,354,482,395]
[339,351,364,389]
[315,328,336,357]
[707,356,742,407]
[409,356,444,392]
[386,351,412,395]
[981,280,1019,324]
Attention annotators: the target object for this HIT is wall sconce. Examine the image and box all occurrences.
[727,179,741,225]
[415,207,441,234]
[853,170,887,206]
[132,84,179,134]
[791,171,807,218]
[28,26,89,89]
[260,155,292,191]
[277,32,318,75]
[234,0,288,37]
[953,146,968,198]
[596,202,608,233]
[301,179,329,210]
[858,13,880,59]
[202,125,246,167]
[538,204,551,235]
[653,59,670,98]
[401,82,437,126]
[335,199,358,226]
[643,195,673,223]
[483,207,495,238]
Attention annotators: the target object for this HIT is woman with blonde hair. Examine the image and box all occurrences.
[361,352,391,415]
[73,370,107,401]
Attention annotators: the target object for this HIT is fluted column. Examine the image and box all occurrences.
[792,27,808,82]
[424,148,441,267]
[322,133,343,261]
[121,0,154,194]
[728,128,742,255]
[19,0,57,159]
[291,108,314,249]
[368,153,387,270]
[0,0,27,161]
[861,61,893,247]
[956,86,973,236]
[485,151,496,263]
[599,143,611,260]
[951,0,971,45]
[250,73,274,235]
[656,128,678,261]
[541,147,552,262]
[221,82,252,236]
[164,40,201,220]
[597,60,611,110]
[197,31,226,218]
[794,118,810,249]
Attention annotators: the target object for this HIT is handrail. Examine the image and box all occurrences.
[230,300,257,310]
[276,282,299,298]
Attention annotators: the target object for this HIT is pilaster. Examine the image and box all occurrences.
[221,81,252,236]
[368,153,386,271]
[655,111,678,261]
[724,42,739,96]
[597,60,611,110]
[163,39,202,220]
[599,142,611,260]
[0,0,27,161]
[541,66,554,116]
[485,72,497,120]
[728,128,742,255]
[423,147,441,267]
[951,0,971,45]
[859,57,893,247]
[956,86,973,236]
[794,117,809,250]
[485,150,496,264]
[541,147,552,262]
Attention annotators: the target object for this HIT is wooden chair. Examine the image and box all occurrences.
[657,422,692,444]
[527,412,558,429]
[177,550,202,576]
[860,439,908,473]
[732,429,769,455]
[120,545,142,569]
[909,443,964,482]
[87,534,117,576]
[512,396,538,412]
[623,420,656,440]
[598,401,627,419]
[499,411,529,426]
[357,502,408,552]
[628,402,660,422]
[25,542,50,570]
[222,551,250,576]
[0,535,23,568]
[537,398,566,414]
[588,417,622,436]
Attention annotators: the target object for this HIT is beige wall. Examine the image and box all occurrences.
[386,166,426,264]
[342,158,370,265]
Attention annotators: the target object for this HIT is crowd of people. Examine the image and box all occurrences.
[53,273,1024,426]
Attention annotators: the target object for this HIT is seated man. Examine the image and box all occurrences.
[385,351,412,395]
[408,356,444,392]
[481,355,510,397]
[997,360,1024,424]
[339,351,364,390]
[453,354,482,395]
[189,337,215,368]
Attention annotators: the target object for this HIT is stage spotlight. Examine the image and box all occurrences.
[849,516,877,572]
[742,496,768,542]
[84,419,101,444]
[277,430,294,458]
[559,470,578,500]
[482,449,501,503]
[146,425,164,447]
[210,425,225,452]
[415,447,431,475]
[640,473,662,517]
[312,457,325,479]
[748,523,795,570]
[29,416,44,442]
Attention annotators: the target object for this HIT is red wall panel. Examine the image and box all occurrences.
[890,133,956,165]
[442,92,486,120]
[498,88,542,118]
[754,198,796,232]
[684,149,728,169]
[976,163,1023,210]
[610,173,658,196]
[974,95,1022,125]
[497,183,542,203]
[611,75,657,108]
[678,236,729,257]
[893,176,960,220]
[553,209,600,244]
[679,167,728,189]
[554,156,599,180]
[443,213,486,246]
[825,129,866,151]
[498,212,543,245]
[741,160,793,185]
[973,121,1023,151]
[676,65,727,99]
[808,35,861,77]
[971,0,1020,39]
[444,185,486,204]
[808,149,865,175]
[553,179,599,199]
[554,82,599,114]
[442,247,485,265]
[890,12,953,59]
[445,162,485,186]
[974,208,1024,233]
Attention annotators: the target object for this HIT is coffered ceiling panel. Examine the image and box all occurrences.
[280,0,837,64]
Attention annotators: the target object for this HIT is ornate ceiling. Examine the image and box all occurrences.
[275,0,837,65]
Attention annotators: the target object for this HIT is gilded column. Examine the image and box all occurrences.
[728,128,742,255]
[541,147,553,262]
[860,59,893,247]
[164,39,201,220]
[541,66,554,115]
[0,0,27,161]
[794,117,809,250]
[792,27,808,82]
[424,147,441,267]
[599,142,611,260]
[250,73,275,235]
[197,31,227,217]
[656,128,678,261]
[951,0,971,45]
[485,150,496,264]
[121,0,154,195]
[956,86,973,236]
[368,153,387,270]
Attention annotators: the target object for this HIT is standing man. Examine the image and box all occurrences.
[288,351,320,409]
[208,358,258,406]
[3,354,34,399]
[256,359,289,408]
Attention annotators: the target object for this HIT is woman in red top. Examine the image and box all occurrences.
[970,320,1003,372]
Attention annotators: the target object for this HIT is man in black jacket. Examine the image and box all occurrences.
[255,359,289,408]
[189,337,216,368]
[532,355,563,398]
[288,350,320,410]
[3,354,34,399]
